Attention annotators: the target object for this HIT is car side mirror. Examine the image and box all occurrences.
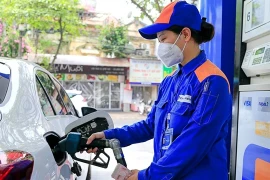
[82,107,97,116]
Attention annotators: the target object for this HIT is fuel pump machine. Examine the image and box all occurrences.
[235,0,270,179]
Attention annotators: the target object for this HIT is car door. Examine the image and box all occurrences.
[35,69,90,179]
[35,70,78,136]
[49,74,92,179]
[34,68,116,180]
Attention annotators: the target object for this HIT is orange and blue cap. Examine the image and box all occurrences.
[139,1,202,39]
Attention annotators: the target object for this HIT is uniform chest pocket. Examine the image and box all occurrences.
[156,100,167,109]
[155,100,168,122]
[170,103,191,116]
[169,103,192,136]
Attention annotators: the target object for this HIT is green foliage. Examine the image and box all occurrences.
[37,38,58,54]
[40,57,51,71]
[96,23,129,58]
[130,0,171,23]
[130,0,198,23]
[0,0,83,36]
[28,33,69,54]
[0,0,84,64]
[39,39,55,50]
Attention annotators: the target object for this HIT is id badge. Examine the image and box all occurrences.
[162,128,173,150]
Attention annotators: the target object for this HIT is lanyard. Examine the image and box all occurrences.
[169,70,185,110]
[165,70,185,129]
[162,69,187,150]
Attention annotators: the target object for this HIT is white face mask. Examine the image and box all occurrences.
[157,33,187,67]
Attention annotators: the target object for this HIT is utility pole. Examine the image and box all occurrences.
[18,33,23,59]
[18,24,27,59]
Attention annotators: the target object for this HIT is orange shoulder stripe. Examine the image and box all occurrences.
[195,60,230,93]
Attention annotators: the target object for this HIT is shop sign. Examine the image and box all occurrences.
[53,64,127,76]
[163,66,173,78]
[129,59,163,84]
[54,74,120,82]
[163,65,178,78]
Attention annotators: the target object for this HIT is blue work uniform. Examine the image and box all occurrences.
[104,51,232,180]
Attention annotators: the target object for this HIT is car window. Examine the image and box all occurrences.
[36,71,68,115]
[52,78,76,116]
[36,78,54,116]
[0,63,11,104]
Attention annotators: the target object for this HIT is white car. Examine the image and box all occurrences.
[0,59,114,179]
[66,90,88,117]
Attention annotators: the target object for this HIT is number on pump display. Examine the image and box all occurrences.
[247,12,251,22]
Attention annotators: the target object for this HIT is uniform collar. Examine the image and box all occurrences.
[179,50,207,75]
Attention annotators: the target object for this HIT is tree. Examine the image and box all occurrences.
[96,23,129,58]
[0,0,84,70]
[129,0,199,23]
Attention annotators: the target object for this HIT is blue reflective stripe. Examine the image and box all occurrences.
[0,72,10,79]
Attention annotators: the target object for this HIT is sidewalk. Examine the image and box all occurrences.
[108,111,146,121]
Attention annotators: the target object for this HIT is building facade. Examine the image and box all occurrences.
[125,18,160,111]
[28,54,129,111]
[29,14,173,111]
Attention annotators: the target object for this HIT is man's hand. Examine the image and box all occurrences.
[127,169,139,180]
[86,132,105,153]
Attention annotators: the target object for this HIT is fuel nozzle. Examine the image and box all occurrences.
[52,132,127,169]
[80,137,127,167]
[109,139,127,167]
[52,132,110,168]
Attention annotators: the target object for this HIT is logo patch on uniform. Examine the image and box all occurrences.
[177,95,191,103]
[204,80,210,92]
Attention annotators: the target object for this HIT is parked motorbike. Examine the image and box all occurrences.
[139,99,153,115]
